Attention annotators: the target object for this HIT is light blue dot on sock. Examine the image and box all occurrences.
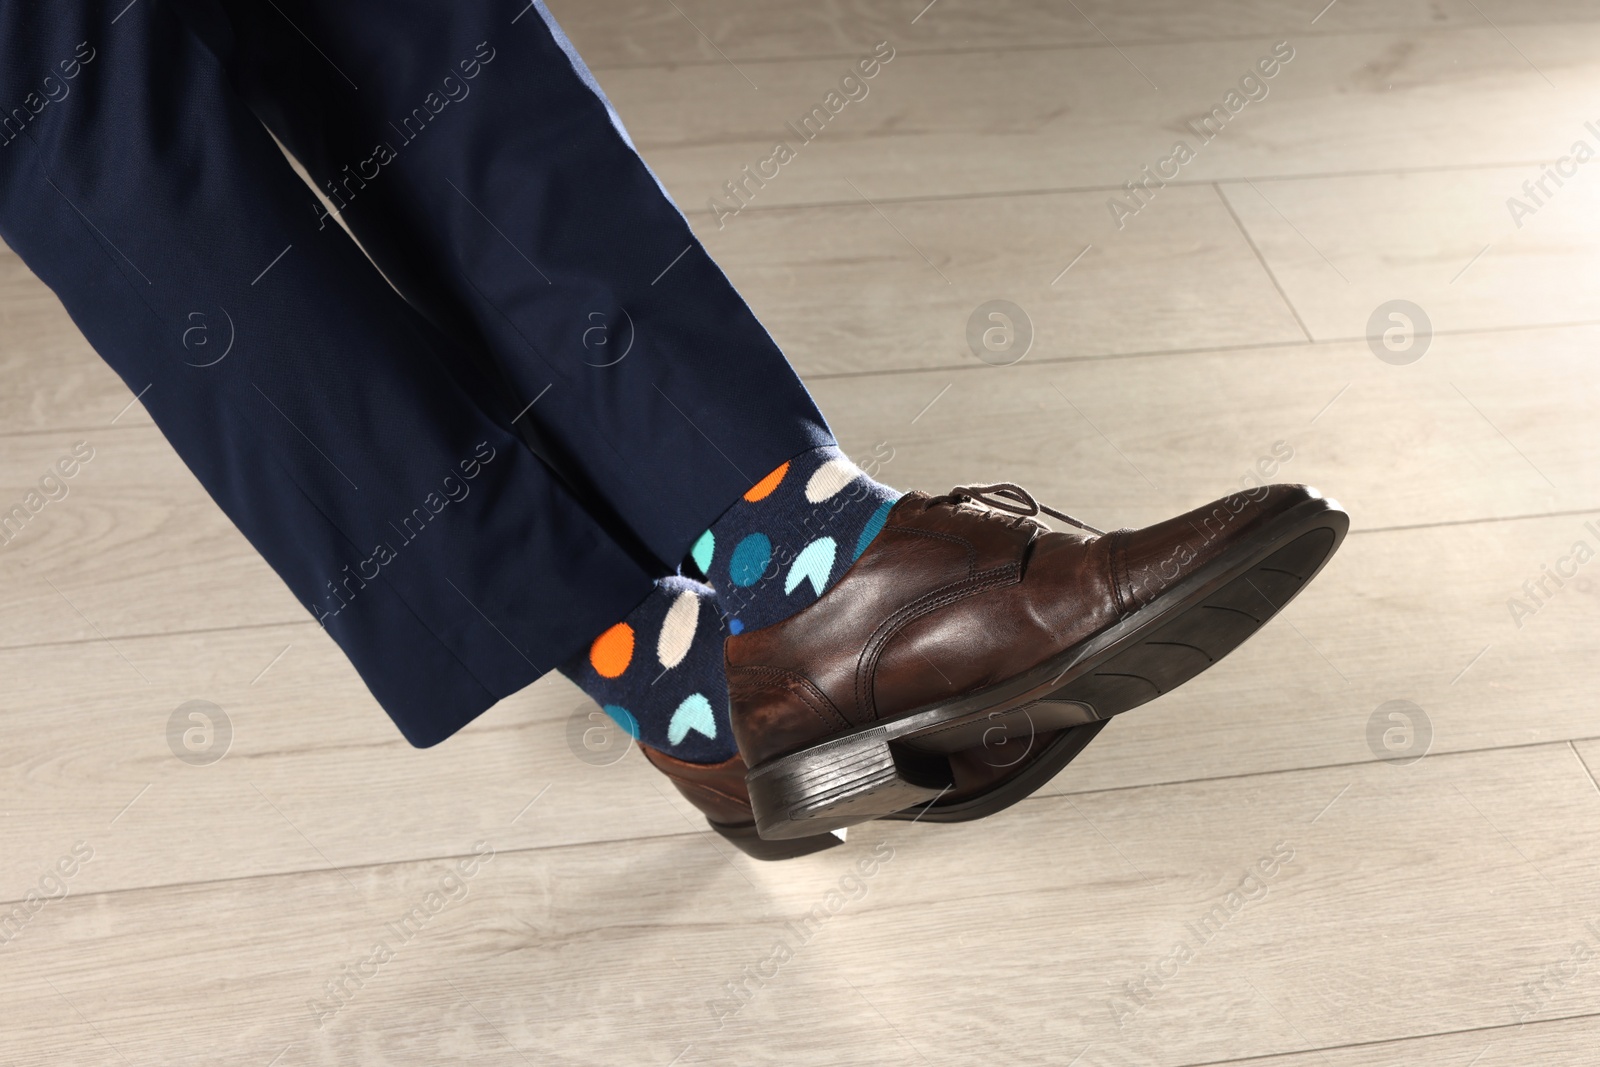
[729,618,744,635]
[690,529,715,574]
[668,692,719,744]
[601,704,640,739]
[854,498,896,560]
[785,537,837,596]
[729,533,772,587]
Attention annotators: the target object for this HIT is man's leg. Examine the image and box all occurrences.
[0,0,657,745]
[180,0,835,575]
[161,2,1351,849]
[158,2,1124,850]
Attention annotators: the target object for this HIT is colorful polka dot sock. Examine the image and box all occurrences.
[558,575,738,763]
[688,445,901,635]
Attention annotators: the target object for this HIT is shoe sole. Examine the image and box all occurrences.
[709,723,1107,858]
[746,494,1349,840]
[885,719,1110,824]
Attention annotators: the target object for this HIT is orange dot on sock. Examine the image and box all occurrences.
[744,461,790,502]
[589,622,634,678]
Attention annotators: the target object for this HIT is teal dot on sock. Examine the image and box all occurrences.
[601,704,640,739]
[729,533,772,587]
[854,498,896,560]
[690,529,715,574]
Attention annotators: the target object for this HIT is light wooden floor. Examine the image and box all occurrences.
[5,1,1600,1063]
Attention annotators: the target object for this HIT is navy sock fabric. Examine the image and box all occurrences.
[690,446,902,635]
[558,576,737,763]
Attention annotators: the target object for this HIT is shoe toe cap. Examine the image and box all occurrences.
[1117,483,1327,607]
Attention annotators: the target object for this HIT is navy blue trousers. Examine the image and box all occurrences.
[0,1,832,745]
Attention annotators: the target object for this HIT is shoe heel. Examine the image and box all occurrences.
[746,726,955,840]
[710,819,844,861]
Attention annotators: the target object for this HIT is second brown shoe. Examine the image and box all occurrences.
[728,482,1347,840]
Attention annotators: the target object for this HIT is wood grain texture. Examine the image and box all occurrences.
[703,185,1305,376]
[544,0,1600,67]
[586,25,1600,212]
[5,3,1600,1065]
[0,250,150,433]
[6,744,1600,1065]
[0,428,303,646]
[1225,1015,1600,1067]
[809,329,1592,530]
[1220,166,1600,341]
[0,619,720,903]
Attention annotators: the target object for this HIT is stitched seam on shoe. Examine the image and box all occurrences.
[728,664,850,731]
[856,562,1023,721]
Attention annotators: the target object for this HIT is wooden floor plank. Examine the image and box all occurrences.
[811,327,1591,531]
[703,184,1305,376]
[1219,1014,1600,1067]
[0,251,150,434]
[0,428,304,645]
[588,25,1599,212]
[0,621,711,901]
[1219,166,1600,342]
[4,744,1600,1065]
[545,0,1600,68]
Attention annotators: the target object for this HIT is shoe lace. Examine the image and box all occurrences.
[929,482,1105,536]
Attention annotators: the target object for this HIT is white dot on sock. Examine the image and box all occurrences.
[805,456,861,503]
[656,589,700,669]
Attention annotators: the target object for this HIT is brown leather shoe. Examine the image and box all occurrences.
[728,482,1348,840]
[642,719,1109,860]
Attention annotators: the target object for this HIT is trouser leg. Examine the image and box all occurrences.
[0,0,657,745]
[176,0,836,570]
